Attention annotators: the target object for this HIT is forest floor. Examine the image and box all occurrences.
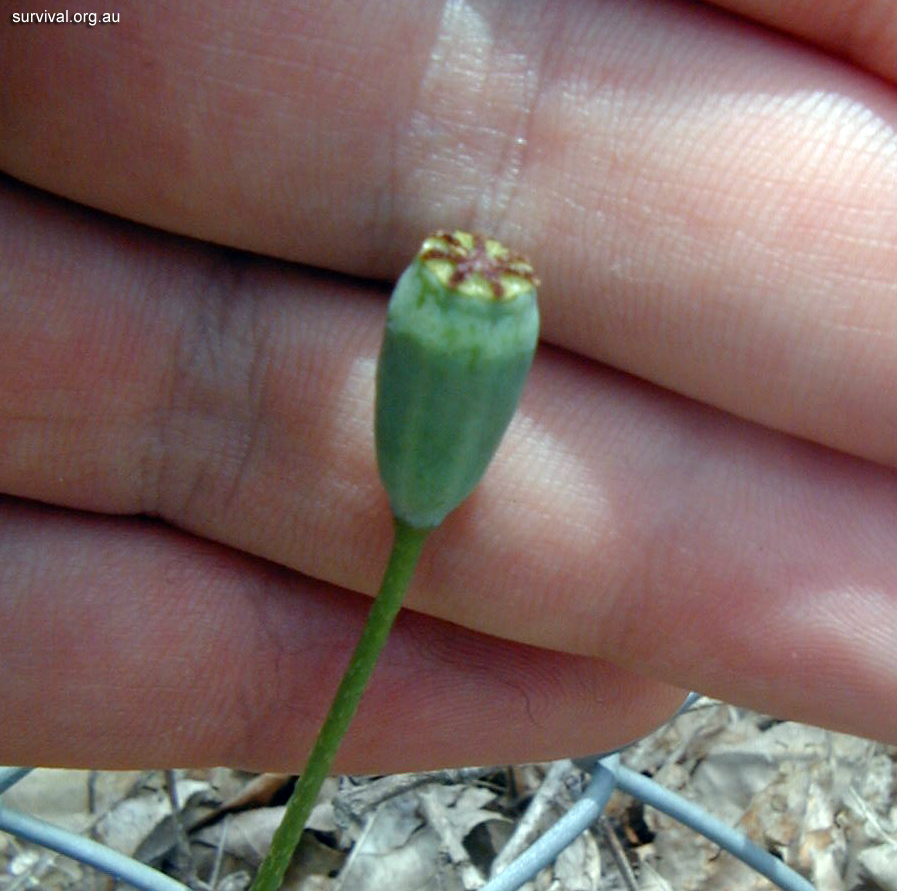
[2,699,896,891]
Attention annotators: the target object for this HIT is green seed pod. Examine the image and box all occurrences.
[375,230,540,529]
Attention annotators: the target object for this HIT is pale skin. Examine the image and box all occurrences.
[1,0,897,771]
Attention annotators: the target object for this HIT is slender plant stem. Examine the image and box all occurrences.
[249,517,432,891]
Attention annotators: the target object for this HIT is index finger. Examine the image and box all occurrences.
[2,1,896,468]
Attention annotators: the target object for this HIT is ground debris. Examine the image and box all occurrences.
[2,705,895,890]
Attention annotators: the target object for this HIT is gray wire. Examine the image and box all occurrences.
[613,763,816,891]
[480,755,619,891]
[0,804,189,891]
[0,696,815,891]
[483,745,815,891]
[483,694,702,890]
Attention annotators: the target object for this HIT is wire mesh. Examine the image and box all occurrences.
[0,696,818,891]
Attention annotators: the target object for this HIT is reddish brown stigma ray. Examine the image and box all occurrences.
[420,230,539,299]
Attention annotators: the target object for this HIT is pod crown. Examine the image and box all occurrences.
[419,230,539,301]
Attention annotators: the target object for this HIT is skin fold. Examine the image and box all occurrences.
[1,0,897,769]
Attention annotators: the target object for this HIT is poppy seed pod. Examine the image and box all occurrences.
[375,230,540,529]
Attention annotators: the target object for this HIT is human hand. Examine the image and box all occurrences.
[2,0,896,770]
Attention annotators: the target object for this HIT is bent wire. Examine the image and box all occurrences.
[480,754,620,891]
[483,754,816,891]
[0,691,818,891]
[614,763,816,891]
[0,778,189,891]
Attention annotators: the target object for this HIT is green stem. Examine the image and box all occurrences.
[249,517,432,891]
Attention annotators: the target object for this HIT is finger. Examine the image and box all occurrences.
[707,0,897,84]
[3,179,897,744]
[2,2,897,469]
[0,498,678,770]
